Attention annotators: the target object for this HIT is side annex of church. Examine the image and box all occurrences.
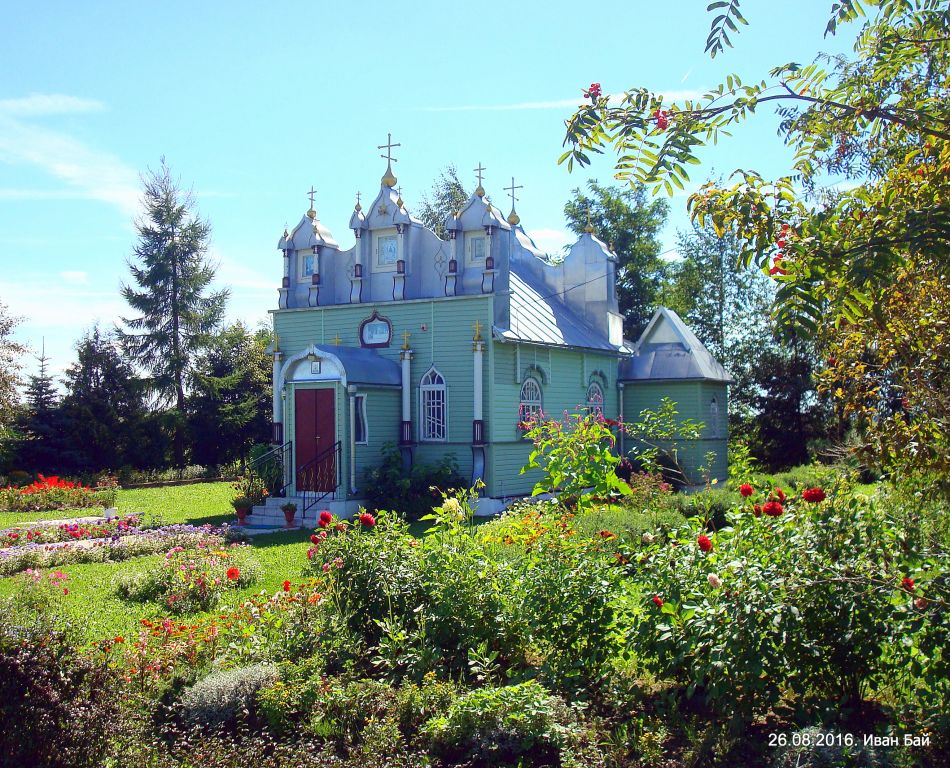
[265,141,731,520]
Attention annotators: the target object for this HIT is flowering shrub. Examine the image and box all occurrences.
[363,442,464,520]
[0,473,118,512]
[116,542,260,614]
[0,514,140,548]
[626,480,950,726]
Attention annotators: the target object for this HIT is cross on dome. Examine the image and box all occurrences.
[474,162,486,197]
[307,185,318,219]
[505,176,523,226]
[378,133,400,187]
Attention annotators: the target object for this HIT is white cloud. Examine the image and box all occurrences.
[211,250,278,291]
[0,95,140,217]
[421,90,705,112]
[526,227,573,256]
[0,94,105,117]
[59,271,89,285]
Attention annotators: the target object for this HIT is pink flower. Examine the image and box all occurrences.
[585,82,602,100]
[322,562,331,573]
[707,573,722,588]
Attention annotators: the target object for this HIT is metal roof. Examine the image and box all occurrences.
[619,308,734,383]
[495,266,632,353]
[311,345,401,387]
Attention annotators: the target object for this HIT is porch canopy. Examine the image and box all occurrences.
[303,344,402,387]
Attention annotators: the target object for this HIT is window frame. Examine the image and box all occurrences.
[467,234,487,264]
[374,229,399,272]
[709,396,720,439]
[586,381,605,415]
[299,251,316,282]
[354,394,368,445]
[518,376,543,422]
[419,368,447,443]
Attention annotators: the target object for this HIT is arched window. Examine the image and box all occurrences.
[586,382,605,415]
[419,368,447,442]
[709,396,720,438]
[518,377,543,423]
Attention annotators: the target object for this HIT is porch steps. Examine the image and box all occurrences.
[240,496,367,532]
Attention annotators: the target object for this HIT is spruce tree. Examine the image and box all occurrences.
[0,302,27,466]
[118,160,228,468]
[16,343,64,472]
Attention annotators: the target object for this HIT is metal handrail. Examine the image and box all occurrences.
[249,441,292,499]
[296,440,342,519]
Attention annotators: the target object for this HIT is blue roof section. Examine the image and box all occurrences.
[311,345,401,387]
[495,266,631,352]
[619,308,734,383]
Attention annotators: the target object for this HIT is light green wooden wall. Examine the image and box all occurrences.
[273,295,493,494]
[621,381,729,483]
[486,342,620,497]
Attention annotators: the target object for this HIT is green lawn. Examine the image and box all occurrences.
[0,483,439,643]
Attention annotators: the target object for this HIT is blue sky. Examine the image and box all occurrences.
[0,1,855,380]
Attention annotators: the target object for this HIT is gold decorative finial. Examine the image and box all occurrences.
[354,191,362,212]
[401,330,411,350]
[396,185,404,209]
[472,319,483,342]
[474,162,486,198]
[282,223,289,238]
[332,333,342,346]
[378,133,400,188]
[584,209,594,234]
[505,176,523,227]
[307,186,318,219]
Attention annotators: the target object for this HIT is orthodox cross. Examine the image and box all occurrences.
[474,162,486,187]
[401,330,411,350]
[472,319,483,342]
[504,177,522,207]
[378,132,400,164]
[307,186,317,208]
[355,191,361,206]
[396,185,404,202]
[332,333,342,346]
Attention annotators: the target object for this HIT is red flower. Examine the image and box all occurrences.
[318,510,333,527]
[282,580,292,592]
[114,636,125,644]
[652,595,664,608]
[763,501,784,517]
[358,512,376,527]
[753,504,763,517]
[802,487,826,503]
[226,567,240,581]
[697,535,713,553]
[310,534,321,544]
[653,108,669,130]
[739,483,754,497]
[901,577,915,592]
[585,82,602,100]
[772,487,787,502]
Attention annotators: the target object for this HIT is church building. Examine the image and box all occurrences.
[261,138,731,523]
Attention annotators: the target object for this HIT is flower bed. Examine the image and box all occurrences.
[0,523,241,576]
[0,515,141,548]
[0,474,118,512]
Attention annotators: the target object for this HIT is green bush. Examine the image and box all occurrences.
[363,443,464,520]
[179,663,278,726]
[422,680,594,766]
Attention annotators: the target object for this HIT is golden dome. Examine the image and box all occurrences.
[507,209,521,226]
[381,161,397,188]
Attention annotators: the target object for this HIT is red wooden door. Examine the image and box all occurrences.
[295,388,336,492]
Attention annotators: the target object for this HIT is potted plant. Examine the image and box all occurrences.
[280,502,297,528]
[231,495,253,525]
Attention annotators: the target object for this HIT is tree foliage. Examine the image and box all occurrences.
[561,1,950,478]
[119,160,228,467]
[0,302,26,450]
[417,165,469,239]
[14,346,66,473]
[564,181,669,336]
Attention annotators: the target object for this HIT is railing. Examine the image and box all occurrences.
[296,441,342,519]
[249,441,292,499]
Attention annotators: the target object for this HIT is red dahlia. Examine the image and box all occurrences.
[763,501,784,517]
[697,535,713,553]
[739,483,754,497]
[226,567,240,581]
[359,512,376,527]
[319,510,333,526]
[282,580,291,592]
[802,487,826,503]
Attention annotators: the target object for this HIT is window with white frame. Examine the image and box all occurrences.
[518,377,543,423]
[354,395,368,444]
[468,235,486,263]
[419,368,447,442]
[709,396,720,439]
[586,381,605,414]
[299,252,316,281]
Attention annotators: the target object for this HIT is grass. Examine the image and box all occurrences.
[0,483,440,643]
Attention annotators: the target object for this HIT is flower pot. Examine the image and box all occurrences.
[282,508,297,528]
[234,506,250,525]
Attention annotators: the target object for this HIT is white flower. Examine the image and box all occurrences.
[641,532,655,545]
[707,573,722,589]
